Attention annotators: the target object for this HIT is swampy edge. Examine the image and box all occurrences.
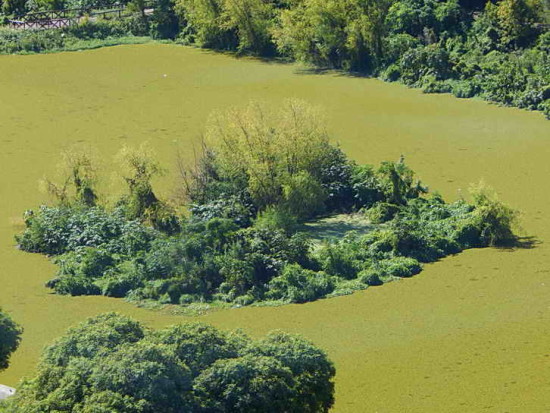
[0,43,549,412]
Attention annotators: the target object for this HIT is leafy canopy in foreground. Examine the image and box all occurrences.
[16,101,520,308]
[0,308,22,371]
[1,313,335,412]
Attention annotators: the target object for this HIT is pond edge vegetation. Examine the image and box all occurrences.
[0,0,549,118]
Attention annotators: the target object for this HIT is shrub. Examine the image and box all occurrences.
[282,171,327,221]
[254,205,299,234]
[50,274,101,295]
[376,256,422,277]
[175,0,238,49]
[67,18,129,40]
[469,181,520,245]
[399,44,453,85]
[422,78,453,94]
[190,195,254,227]
[452,80,478,98]
[366,202,401,223]
[267,264,335,303]
[317,242,361,279]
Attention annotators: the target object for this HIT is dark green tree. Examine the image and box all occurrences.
[4,314,336,412]
[0,308,22,371]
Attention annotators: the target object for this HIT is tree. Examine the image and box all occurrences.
[485,0,543,48]
[41,312,144,367]
[0,308,22,371]
[193,355,295,412]
[222,0,276,55]
[246,331,336,412]
[199,99,341,216]
[153,322,240,377]
[175,0,238,49]
[468,181,520,245]
[89,342,193,412]
[149,0,180,39]
[4,314,336,412]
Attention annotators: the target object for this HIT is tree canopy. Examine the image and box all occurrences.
[1,313,335,412]
[0,308,22,371]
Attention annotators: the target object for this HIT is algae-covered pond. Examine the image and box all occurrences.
[0,44,549,412]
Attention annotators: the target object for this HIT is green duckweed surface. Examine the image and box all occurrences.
[0,44,549,412]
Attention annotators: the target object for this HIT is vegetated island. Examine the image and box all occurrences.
[1,0,548,118]
[16,101,520,311]
[0,312,336,412]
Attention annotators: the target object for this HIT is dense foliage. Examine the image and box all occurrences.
[0,308,22,371]
[16,101,519,308]
[175,0,549,116]
[0,313,335,412]
[2,0,548,116]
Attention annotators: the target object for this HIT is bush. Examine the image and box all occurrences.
[399,44,453,85]
[376,256,422,278]
[469,182,520,245]
[17,205,156,256]
[366,202,401,223]
[317,241,361,279]
[282,171,327,221]
[50,274,102,295]
[254,205,299,234]
[422,78,453,94]
[267,264,335,303]
[67,18,129,40]
[452,80,478,98]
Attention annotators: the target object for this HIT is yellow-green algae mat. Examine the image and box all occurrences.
[0,44,549,412]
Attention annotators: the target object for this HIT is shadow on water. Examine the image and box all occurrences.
[294,66,375,79]
[495,236,541,251]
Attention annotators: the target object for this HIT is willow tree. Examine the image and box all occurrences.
[202,100,335,213]
[41,148,98,207]
[117,144,179,233]
[272,0,392,70]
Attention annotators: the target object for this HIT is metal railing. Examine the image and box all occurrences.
[5,3,139,30]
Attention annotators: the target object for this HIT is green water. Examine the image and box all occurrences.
[0,44,549,412]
